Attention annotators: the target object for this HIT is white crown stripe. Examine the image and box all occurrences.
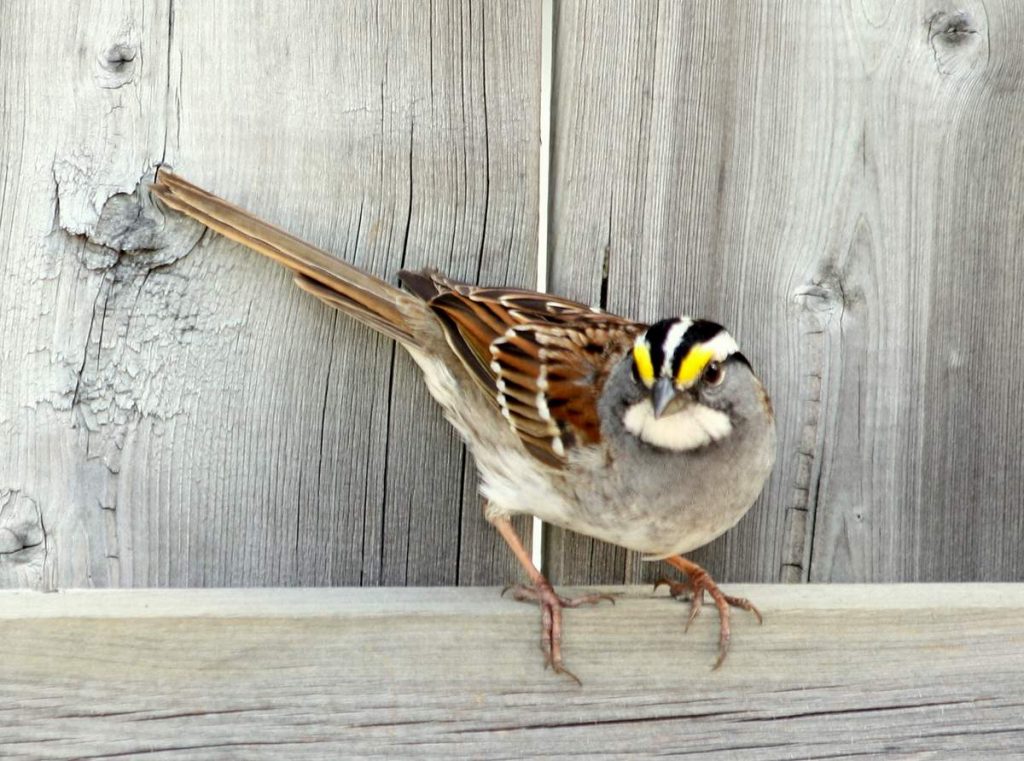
[660,318,693,376]
[703,331,740,361]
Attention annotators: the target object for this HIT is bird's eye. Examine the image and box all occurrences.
[703,361,725,386]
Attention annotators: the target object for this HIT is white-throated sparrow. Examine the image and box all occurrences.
[151,170,777,682]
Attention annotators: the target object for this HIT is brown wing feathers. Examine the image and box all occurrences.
[400,270,642,465]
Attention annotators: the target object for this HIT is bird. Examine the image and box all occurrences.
[150,169,777,682]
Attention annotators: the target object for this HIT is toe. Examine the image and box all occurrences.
[723,594,763,624]
[654,577,692,600]
[559,592,617,608]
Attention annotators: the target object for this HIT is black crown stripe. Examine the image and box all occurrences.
[642,318,677,379]
[669,320,722,379]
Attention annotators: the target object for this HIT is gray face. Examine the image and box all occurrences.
[598,317,771,455]
[672,356,762,420]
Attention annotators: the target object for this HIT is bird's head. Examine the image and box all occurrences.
[623,317,766,452]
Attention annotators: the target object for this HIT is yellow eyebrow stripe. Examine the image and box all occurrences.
[633,344,655,386]
[676,344,714,388]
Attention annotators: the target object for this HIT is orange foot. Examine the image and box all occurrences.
[503,579,615,685]
[654,556,762,669]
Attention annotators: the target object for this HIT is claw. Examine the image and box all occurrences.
[549,658,582,687]
[713,634,730,670]
[652,577,673,594]
[685,593,703,633]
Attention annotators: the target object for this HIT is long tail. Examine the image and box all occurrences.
[151,169,414,343]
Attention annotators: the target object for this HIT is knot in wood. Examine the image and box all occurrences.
[0,491,44,560]
[928,11,977,45]
[97,43,138,89]
[102,43,137,71]
[925,10,986,76]
[89,193,163,255]
[793,280,846,315]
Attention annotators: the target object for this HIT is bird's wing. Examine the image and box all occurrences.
[400,269,644,466]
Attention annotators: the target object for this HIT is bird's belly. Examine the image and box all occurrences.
[476,449,770,557]
[546,497,747,559]
[547,442,775,558]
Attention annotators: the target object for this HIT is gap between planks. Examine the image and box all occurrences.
[531,0,556,572]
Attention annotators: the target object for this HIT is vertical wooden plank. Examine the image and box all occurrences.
[0,1,540,589]
[813,0,1024,582]
[547,0,806,585]
[0,0,173,590]
[137,0,541,587]
[547,0,1024,585]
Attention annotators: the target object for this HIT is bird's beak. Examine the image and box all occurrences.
[651,377,676,418]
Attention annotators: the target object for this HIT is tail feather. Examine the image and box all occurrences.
[151,169,414,343]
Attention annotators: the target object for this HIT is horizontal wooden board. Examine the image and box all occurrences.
[2,585,1023,758]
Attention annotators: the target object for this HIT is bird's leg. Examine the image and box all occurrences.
[491,514,614,684]
[654,555,762,669]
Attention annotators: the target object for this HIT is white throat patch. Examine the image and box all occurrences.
[622,399,733,451]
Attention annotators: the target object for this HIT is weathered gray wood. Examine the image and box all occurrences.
[4,0,1024,592]
[0,1,538,588]
[0,0,176,592]
[546,0,1024,584]
[1,585,1023,758]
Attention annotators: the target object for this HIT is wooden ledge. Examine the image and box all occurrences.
[2,585,1023,758]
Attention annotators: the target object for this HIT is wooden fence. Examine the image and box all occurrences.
[1,0,1023,591]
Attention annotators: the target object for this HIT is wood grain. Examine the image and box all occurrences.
[545,0,1024,585]
[3,1,1024,591]
[2,585,1023,758]
[0,1,539,589]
